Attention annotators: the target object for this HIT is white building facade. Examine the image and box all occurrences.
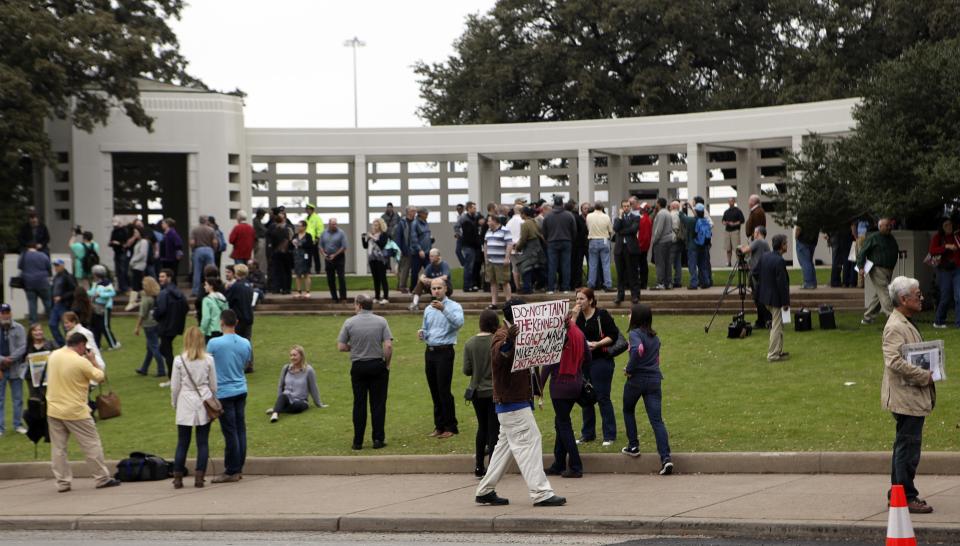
[40,82,859,275]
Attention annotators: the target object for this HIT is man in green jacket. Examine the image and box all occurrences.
[305,203,325,274]
[858,218,899,324]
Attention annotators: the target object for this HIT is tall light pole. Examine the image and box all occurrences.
[343,36,365,128]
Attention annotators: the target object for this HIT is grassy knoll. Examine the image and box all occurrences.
[1,309,955,463]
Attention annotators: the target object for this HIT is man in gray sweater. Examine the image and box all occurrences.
[650,198,674,290]
[542,197,577,293]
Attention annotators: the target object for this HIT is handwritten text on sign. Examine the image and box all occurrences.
[511,300,569,371]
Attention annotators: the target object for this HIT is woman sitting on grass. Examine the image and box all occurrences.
[267,345,327,423]
[621,303,673,475]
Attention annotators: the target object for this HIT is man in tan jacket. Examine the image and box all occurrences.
[881,276,934,514]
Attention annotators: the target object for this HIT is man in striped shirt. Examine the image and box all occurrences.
[483,215,514,309]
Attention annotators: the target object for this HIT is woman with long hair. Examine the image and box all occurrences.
[87,264,120,350]
[134,276,165,376]
[70,286,94,328]
[199,278,228,343]
[541,316,590,478]
[621,303,673,475]
[573,287,619,446]
[462,309,500,477]
[362,218,390,304]
[291,220,314,299]
[930,217,960,329]
[267,345,326,423]
[170,326,217,488]
[25,323,56,398]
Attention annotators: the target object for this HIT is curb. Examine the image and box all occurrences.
[3,452,960,480]
[1,514,958,542]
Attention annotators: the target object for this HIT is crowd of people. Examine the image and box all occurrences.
[2,200,956,513]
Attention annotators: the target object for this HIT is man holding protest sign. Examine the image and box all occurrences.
[419,278,464,439]
[475,298,566,508]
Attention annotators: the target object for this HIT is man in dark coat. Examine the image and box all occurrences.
[618,197,643,304]
[758,234,790,362]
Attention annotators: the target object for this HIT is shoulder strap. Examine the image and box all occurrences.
[180,358,205,399]
[281,364,290,389]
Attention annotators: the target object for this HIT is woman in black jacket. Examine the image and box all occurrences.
[573,287,619,446]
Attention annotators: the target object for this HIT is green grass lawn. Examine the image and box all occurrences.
[322,266,836,292]
[2,309,955,463]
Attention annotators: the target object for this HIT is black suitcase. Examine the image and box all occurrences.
[794,308,812,332]
[818,305,836,330]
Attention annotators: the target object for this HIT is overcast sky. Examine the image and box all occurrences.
[169,0,495,128]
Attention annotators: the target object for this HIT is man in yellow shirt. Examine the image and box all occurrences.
[46,333,120,492]
[305,203,325,274]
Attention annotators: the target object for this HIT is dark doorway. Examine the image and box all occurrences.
[112,153,188,276]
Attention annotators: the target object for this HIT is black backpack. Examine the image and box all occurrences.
[114,452,177,481]
[81,243,100,273]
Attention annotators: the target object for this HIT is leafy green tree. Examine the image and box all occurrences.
[415,0,960,125]
[0,0,201,250]
[840,37,960,226]
[772,135,860,234]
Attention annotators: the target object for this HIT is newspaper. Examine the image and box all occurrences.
[902,340,945,382]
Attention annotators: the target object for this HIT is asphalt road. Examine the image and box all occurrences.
[0,531,949,546]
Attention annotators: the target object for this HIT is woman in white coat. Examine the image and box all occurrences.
[170,326,217,488]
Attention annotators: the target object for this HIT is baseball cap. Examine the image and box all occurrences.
[52,258,65,266]
[694,203,705,212]
[305,202,315,209]
[0,303,11,314]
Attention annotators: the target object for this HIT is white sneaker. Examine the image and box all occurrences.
[860,318,874,325]
[158,381,171,388]
[601,440,614,447]
[408,303,418,312]
[546,291,555,295]
[269,412,278,423]
[933,323,947,329]
[380,299,389,304]
[15,426,27,434]
[266,407,275,415]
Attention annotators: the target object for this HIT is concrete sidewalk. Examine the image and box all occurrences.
[0,473,958,542]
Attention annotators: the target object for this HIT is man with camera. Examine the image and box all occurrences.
[757,234,790,361]
[418,277,464,439]
[739,226,772,329]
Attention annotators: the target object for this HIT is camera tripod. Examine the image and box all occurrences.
[704,252,750,335]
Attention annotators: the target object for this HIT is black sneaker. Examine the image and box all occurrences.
[534,495,567,507]
[621,446,640,458]
[372,440,387,449]
[659,459,674,475]
[95,478,121,489]
[475,491,509,505]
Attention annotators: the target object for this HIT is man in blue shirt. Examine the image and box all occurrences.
[418,278,464,439]
[206,309,252,483]
[319,218,348,303]
[408,248,452,311]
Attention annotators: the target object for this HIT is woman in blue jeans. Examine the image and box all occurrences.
[541,318,590,478]
[930,217,960,329]
[170,326,217,488]
[621,303,673,475]
[574,288,619,446]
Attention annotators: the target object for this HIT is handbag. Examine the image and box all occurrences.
[95,380,122,420]
[599,319,628,358]
[576,374,597,407]
[8,276,23,289]
[181,358,223,421]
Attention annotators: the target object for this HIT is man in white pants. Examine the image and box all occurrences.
[474,298,566,507]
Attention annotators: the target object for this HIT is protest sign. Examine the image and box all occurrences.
[511,299,569,371]
[27,351,50,388]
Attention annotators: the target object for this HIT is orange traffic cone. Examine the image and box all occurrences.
[886,484,917,546]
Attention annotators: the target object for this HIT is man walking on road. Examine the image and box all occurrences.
[338,294,393,450]
[46,332,121,492]
[858,218,899,325]
[882,276,934,514]
[419,278,464,439]
[475,298,566,507]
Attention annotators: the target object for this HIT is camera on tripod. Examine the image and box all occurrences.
[727,312,753,339]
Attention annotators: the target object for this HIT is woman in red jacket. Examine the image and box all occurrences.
[930,217,960,329]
